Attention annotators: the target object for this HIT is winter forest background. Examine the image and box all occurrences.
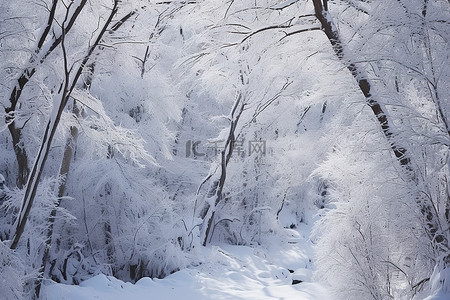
[0,0,449,299]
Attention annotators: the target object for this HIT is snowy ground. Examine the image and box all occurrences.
[41,226,331,300]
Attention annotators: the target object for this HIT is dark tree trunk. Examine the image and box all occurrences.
[311,0,410,167]
[200,94,245,246]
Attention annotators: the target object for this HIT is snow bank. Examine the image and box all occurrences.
[41,228,330,300]
[424,264,450,300]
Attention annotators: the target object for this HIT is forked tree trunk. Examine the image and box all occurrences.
[199,93,245,246]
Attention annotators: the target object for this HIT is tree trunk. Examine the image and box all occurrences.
[35,101,81,297]
[311,0,448,265]
[199,93,245,246]
[35,5,133,294]
[312,0,410,167]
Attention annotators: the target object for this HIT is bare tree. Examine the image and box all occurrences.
[311,0,450,291]
[4,0,88,188]
[198,93,246,246]
[35,7,140,295]
[10,0,120,252]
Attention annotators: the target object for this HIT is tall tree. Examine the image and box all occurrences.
[4,0,88,188]
[312,0,450,297]
[10,0,119,251]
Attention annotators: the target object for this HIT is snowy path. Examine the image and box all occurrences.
[42,227,331,300]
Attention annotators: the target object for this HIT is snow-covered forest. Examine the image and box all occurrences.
[0,0,449,299]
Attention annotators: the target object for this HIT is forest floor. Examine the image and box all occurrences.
[41,223,331,299]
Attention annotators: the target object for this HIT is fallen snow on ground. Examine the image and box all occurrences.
[41,226,331,300]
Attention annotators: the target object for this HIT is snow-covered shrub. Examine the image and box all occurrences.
[0,242,26,299]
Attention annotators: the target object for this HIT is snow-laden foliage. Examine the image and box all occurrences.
[311,0,450,299]
[0,0,449,299]
[0,242,26,300]
[313,110,434,299]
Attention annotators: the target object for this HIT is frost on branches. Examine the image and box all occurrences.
[0,0,448,299]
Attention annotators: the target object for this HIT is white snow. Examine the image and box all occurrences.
[41,226,330,300]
